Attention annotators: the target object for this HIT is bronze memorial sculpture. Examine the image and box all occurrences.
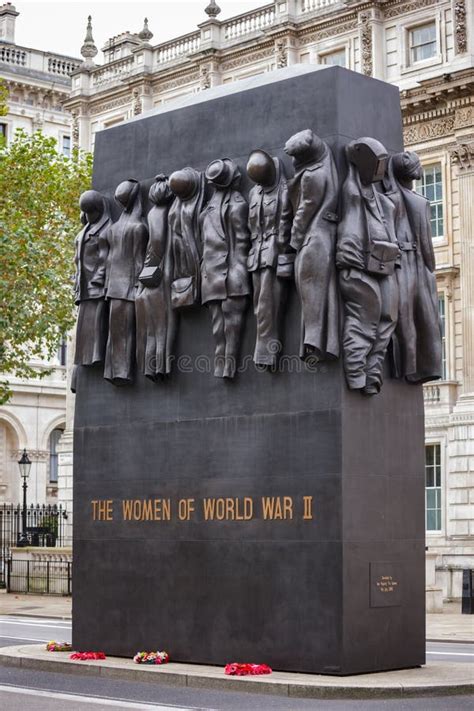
[336,137,400,395]
[389,151,442,383]
[73,66,444,677]
[104,179,148,385]
[74,190,111,369]
[246,149,293,368]
[200,158,251,379]
[284,129,340,363]
[135,175,176,380]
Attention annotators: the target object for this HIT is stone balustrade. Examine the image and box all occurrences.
[0,42,78,83]
[0,44,26,66]
[300,0,340,13]
[47,56,80,77]
[92,56,135,87]
[155,31,201,65]
[224,4,275,41]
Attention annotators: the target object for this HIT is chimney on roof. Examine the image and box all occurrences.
[0,3,19,44]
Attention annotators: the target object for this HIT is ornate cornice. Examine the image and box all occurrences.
[300,18,358,44]
[384,0,440,20]
[403,115,455,144]
[153,69,200,93]
[220,45,274,72]
[89,94,131,116]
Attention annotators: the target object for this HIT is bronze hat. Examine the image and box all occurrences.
[205,158,237,188]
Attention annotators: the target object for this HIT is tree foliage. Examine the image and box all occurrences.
[0,129,92,402]
[0,79,7,117]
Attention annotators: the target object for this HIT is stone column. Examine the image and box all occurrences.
[56,329,75,546]
[452,142,474,394]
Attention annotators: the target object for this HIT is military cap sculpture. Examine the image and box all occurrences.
[73,133,442,394]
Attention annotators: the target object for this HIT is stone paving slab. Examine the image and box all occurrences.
[427,611,473,643]
[0,644,472,700]
[0,591,71,619]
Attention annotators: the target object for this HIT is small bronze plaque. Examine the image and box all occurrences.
[370,562,402,607]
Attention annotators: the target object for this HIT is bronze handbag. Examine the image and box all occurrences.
[276,253,296,279]
[138,266,162,288]
[366,241,400,277]
[171,276,196,309]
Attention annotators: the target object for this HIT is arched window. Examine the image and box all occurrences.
[49,428,64,484]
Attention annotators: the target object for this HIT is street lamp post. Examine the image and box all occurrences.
[17,449,31,547]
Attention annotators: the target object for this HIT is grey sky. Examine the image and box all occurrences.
[13,1,263,59]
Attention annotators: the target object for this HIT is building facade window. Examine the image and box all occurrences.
[438,294,447,380]
[409,22,437,63]
[320,48,346,67]
[0,122,6,141]
[425,444,442,531]
[49,428,64,484]
[415,163,443,238]
[62,134,71,158]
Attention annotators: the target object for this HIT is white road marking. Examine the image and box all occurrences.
[427,651,474,657]
[0,618,70,626]
[0,635,56,642]
[0,683,214,710]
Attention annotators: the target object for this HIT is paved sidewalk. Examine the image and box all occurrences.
[0,643,472,700]
[0,591,71,619]
[427,610,473,643]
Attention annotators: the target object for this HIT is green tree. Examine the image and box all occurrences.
[0,81,7,117]
[0,129,92,403]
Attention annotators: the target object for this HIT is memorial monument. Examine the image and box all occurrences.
[73,65,441,674]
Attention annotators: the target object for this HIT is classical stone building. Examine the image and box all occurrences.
[61,0,473,600]
[0,3,78,506]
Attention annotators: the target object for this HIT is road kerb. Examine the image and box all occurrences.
[0,644,472,700]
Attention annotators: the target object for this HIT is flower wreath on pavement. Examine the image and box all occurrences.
[133,651,170,665]
[224,663,272,676]
[70,651,106,660]
[46,641,72,652]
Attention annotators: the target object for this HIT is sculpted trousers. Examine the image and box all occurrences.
[252,268,285,366]
[294,233,339,360]
[104,299,136,385]
[208,296,248,379]
[339,269,399,392]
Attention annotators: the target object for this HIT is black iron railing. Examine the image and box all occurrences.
[6,558,72,595]
[0,504,68,587]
